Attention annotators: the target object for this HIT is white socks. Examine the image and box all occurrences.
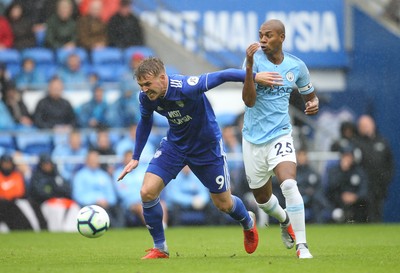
[257,194,286,223]
[280,179,306,244]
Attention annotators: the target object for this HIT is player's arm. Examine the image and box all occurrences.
[302,91,319,115]
[117,98,154,181]
[242,43,258,107]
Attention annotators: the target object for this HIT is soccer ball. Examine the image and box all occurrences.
[77,205,110,238]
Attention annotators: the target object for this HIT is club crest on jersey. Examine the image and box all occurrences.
[187,76,199,86]
[176,100,184,107]
[154,150,162,158]
[286,72,295,82]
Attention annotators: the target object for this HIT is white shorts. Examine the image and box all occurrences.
[242,134,297,189]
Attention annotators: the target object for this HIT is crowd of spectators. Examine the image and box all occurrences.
[0,0,396,232]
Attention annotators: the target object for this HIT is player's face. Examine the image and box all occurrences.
[137,73,166,101]
[258,24,284,55]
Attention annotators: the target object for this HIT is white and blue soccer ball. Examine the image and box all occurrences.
[77,205,110,238]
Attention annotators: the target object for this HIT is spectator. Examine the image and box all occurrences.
[79,0,120,22]
[58,53,88,90]
[72,149,122,227]
[0,62,12,100]
[107,0,144,48]
[0,15,13,48]
[296,148,331,223]
[15,58,47,90]
[330,121,358,152]
[89,127,116,174]
[76,84,108,128]
[120,52,144,87]
[51,130,88,182]
[0,99,15,130]
[77,0,108,51]
[113,150,167,227]
[0,154,46,230]
[107,85,140,128]
[33,76,77,129]
[4,2,35,50]
[29,154,71,204]
[3,83,33,128]
[29,153,79,232]
[165,165,216,226]
[44,0,77,49]
[222,125,243,187]
[114,124,155,159]
[353,115,395,222]
[326,144,369,223]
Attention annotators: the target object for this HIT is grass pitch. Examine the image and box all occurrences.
[1,224,399,273]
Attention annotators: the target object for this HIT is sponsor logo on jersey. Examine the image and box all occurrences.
[187,76,199,86]
[157,106,164,111]
[286,71,294,82]
[176,100,184,107]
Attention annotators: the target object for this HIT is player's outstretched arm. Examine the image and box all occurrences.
[302,92,319,115]
[117,159,139,181]
[242,43,258,107]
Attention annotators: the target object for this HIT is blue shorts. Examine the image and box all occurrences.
[146,138,230,193]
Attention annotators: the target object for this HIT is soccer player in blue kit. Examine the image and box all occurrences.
[117,57,282,259]
[242,19,319,259]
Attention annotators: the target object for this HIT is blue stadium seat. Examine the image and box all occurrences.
[123,46,154,65]
[0,49,21,78]
[0,134,16,154]
[56,47,89,65]
[22,48,55,66]
[91,47,123,66]
[16,132,53,155]
[21,48,56,80]
[91,65,125,82]
[165,65,180,75]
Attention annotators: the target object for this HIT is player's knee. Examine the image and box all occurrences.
[280,179,298,196]
[140,188,158,202]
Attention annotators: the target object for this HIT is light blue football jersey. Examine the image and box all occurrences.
[242,50,314,144]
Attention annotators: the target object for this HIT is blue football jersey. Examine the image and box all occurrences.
[242,50,314,144]
[139,74,222,154]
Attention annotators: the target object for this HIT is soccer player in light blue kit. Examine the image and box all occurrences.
[242,19,319,259]
[117,57,282,259]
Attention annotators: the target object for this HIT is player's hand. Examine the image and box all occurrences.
[117,159,139,181]
[304,97,319,115]
[255,72,283,87]
[246,42,260,68]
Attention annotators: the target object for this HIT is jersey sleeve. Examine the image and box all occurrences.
[296,61,314,95]
[181,69,251,97]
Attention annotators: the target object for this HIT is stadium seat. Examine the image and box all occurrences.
[0,49,21,78]
[91,65,125,82]
[21,48,56,80]
[91,47,123,66]
[56,47,89,65]
[16,132,53,155]
[0,134,16,153]
[21,48,55,66]
[165,65,180,75]
[123,46,155,65]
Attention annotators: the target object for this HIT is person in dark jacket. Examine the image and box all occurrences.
[107,0,144,48]
[326,144,369,223]
[353,115,395,222]
[33,76,77,129]
[5,2,36,49]
[29,154,71,204]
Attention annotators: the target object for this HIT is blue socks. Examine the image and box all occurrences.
[142,197,167,251]
[228,195,253,230]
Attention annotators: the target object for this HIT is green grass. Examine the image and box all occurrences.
[1,224,399,273]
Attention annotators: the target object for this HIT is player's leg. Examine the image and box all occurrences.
[242,138,290,246]
[140,172,169,259]
[141,141,185,259]
[275,161,313,258]
[189,156,258,254]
